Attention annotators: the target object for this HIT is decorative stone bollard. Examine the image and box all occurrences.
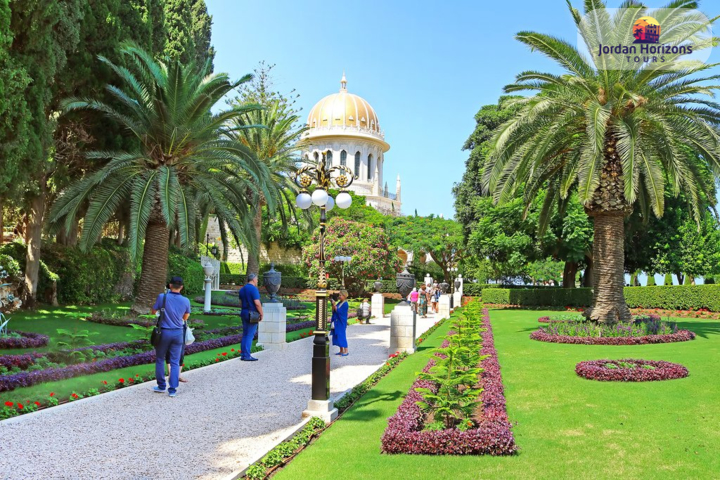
[371,277,385,319]
[438,294,451,319]
[257,264,287,351]
[390,268,416,355]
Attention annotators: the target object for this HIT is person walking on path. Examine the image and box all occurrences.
[358,298,371,324]
[151,276,191,397]
[418,286,428,318]
[409,287,419,313]
[433,284,441,313]
[331,289,350,356]
[239,273,264,361]
[429,284,438,314]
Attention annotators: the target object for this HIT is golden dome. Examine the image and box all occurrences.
[306,74,381,136]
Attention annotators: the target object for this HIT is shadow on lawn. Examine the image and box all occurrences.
[341,391,406,421]
[675,321,720,340]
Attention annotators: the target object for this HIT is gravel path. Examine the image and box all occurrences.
[0,308,441,480]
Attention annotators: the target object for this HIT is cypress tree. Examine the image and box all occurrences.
[163,0,195,63]
[190,0,214,67]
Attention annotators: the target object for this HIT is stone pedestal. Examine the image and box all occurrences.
[453,292,462,309]
[389,303,415,355]
[256,302,287,351]
[439,294,451,319]
[371,293,385,319]
[302,399,338,423]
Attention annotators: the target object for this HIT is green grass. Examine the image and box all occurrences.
[275,309,720,480]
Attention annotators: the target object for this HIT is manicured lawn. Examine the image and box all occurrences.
[276,309,720,480]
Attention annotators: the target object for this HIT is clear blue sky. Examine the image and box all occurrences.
[206,0,720,220]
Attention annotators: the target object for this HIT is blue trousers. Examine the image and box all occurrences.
[241,317,258,359]
[155,328,184,393]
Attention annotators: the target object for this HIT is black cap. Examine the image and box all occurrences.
[169,276,184,286]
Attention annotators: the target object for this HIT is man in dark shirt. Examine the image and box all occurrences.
[151,276,191,397]
[238,273,263,361]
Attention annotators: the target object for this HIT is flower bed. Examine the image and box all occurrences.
[0,331,49,349]
[381,307,517,456]
[576,359,689,382]
[530,317,696,345]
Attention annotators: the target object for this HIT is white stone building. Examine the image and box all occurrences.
[301,74,401,215]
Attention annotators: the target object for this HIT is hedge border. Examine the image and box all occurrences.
[381,307,517,456]
[575,359,689,382]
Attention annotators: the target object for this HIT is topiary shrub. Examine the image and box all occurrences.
[664,273,673,286]
[167,250,204,296]
[647,275,656,286]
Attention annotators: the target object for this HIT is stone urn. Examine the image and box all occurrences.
[396,267,415,305]
[454,279,461,291]
[374,277,383,293]
[439,281,449,294]
[263,262,282,302]
[202,264,214,278]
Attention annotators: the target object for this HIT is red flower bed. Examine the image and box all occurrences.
[381,308,517,456]
[530,329,695,345]
[576,359,689,382]
[538,316,551,323]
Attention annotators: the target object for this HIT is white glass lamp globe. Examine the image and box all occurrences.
[312,188,329,207]
[296,192,312,209]
[325,196,335,212]
[336,192,352,209]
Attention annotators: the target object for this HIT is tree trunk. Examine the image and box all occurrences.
[562,261,578,288]
[582,255,593,287]
[584,213,631,323]
[675,272,684,286]
[117,220,124,245]
[23,182,47,307]
[0,196,4,246]
[246,206,263,275]
[131,204,169,315]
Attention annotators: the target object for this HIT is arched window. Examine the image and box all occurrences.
[340,150,347,166]
[367,154,373,181]
[354,152,361,178]
[325,150,333,168]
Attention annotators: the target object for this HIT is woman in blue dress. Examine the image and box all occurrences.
[331,289,350,356]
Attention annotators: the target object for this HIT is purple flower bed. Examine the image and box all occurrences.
[0,333,247,392]
[576,359,689,382]
[381,308,517,456]
[530,329,695,345]
[0,331,49,349]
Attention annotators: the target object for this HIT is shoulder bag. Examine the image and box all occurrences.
[248,311,261,323]
[150,293,166,347]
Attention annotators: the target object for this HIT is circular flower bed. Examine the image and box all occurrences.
[0,331,49,349]
[576,359,689,382]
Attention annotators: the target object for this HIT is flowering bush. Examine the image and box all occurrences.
[382,305,517,455]
[0,331,49,349]
[302,218,401,296]
[576,359,689,381]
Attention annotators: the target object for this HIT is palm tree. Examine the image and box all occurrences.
[51,43,273,313]
[227,100,308,275]
[484,1,720,323]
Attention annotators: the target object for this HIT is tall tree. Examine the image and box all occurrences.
[228,62,305,275]
[484,1,720,322]
[7,0,84,305]
[51,44,273,313]
[190,0,214,67]
[0,0,31,246]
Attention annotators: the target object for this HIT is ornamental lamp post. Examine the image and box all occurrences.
[333,255,353,288]
[294,157,353,419]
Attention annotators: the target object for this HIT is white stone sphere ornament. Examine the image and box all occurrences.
[296,192,312,210]
[325,196,335,212]
[336,191,352,209]
[312,188,329,207]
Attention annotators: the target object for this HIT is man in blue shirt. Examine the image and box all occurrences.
[238,273,263,361]
[151,276,191,397]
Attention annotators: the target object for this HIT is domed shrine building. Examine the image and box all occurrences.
[302,74,401,215]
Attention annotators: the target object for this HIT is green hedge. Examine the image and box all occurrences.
[624,284,720,311]
[220,262,245,274]
[167,251,204,296]
[365,279,397,293]
[220,262,307,278]
[462,283,498,297]
[483,288,593,307]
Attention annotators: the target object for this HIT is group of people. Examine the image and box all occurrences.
[408,283,441,318]
[151,274,357,396]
